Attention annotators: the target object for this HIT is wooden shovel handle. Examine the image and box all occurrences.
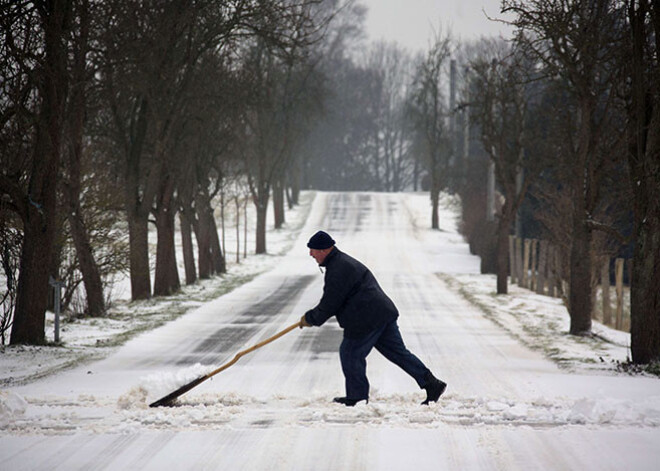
[149,320,303,407]
[204,319,303,379]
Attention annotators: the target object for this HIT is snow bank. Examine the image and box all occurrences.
[3,388,659,437]
[445,273,633,371]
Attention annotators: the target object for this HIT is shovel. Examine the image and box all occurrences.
[149,319,302,407]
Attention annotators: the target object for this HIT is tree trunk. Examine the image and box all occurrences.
[496,203,515,295]
[630,196,660,362]
[153,206,180,296]
[565,88,597,336]
[195,214,212,280]
[628,0,660,364]
[252,177,270,254]
[194,188,222,277]
[273,178,285,229]
[153,174,179,296]
[66,206,105,315]
[12,207,55,344]
[11,1,70,344]
[178,173,197,285]
[179,211,197,285]
[194,190,211,279]
[208,215,226,274]
[430,166,440,230]
[478,220,497,274]
[255,196,268,254]
[64,0,105,316]
[122,94,151,301]
[568,194,593,335]
[127,208,151,299]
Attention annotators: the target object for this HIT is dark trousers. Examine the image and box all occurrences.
[339,320,431,400]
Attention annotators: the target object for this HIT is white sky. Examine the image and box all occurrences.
[359,0,514,51]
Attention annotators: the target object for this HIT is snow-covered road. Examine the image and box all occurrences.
[2,192,659,470]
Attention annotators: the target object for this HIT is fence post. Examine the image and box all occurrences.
[615,258,624,330]
[601,257,611,326]
[515,237,524,285]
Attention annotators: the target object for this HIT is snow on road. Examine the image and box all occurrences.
[1,191,660,470]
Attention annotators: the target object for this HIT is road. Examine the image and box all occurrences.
[2,192,659,470]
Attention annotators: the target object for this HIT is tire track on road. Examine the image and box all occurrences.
[175,275,316,366]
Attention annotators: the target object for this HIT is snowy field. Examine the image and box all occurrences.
[1,191,659,471]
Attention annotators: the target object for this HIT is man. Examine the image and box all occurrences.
[300,230,447,406]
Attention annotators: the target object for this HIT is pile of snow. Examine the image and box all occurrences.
[117,363,220,410]
[0,391,27,427]
[117,387,149,410]
[568,396,660,426]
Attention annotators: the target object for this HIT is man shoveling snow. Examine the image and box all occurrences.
[300,231,447,406]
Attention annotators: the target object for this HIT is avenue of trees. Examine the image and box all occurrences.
[464,0,659,365]
[0,0,334,344]
[1,0,658,367]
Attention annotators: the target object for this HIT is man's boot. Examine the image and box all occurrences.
[421,373,447,405]
[333,397,367,407]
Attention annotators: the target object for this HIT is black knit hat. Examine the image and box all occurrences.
[307,231,335,249]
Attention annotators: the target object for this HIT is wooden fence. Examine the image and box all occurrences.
[508,236,630,331]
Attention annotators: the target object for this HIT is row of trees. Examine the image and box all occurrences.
[0,0,346,345]
[1,0,658,366]
[461,0,659,365]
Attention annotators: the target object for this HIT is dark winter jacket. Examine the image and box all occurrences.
[304,248,398,338]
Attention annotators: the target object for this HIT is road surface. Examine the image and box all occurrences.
[2,192,659,470]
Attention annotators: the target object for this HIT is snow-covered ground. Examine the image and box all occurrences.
[1,191,659,471]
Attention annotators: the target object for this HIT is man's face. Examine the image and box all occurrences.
[309,247,331,265]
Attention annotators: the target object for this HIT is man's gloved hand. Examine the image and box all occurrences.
[300,314,311,328]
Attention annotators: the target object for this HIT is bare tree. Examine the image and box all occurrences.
[242,5,328,252]
[94,0,327,292]
[503,0,625,335]
[242,40,299,253]
[468,39,544,294]
[364,42,416,191]
[62,0,106,316]
[0,1,73,344]
[408,32,453,229]
[625,0,660,364]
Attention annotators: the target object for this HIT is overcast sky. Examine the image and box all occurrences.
[358,0,514,51]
